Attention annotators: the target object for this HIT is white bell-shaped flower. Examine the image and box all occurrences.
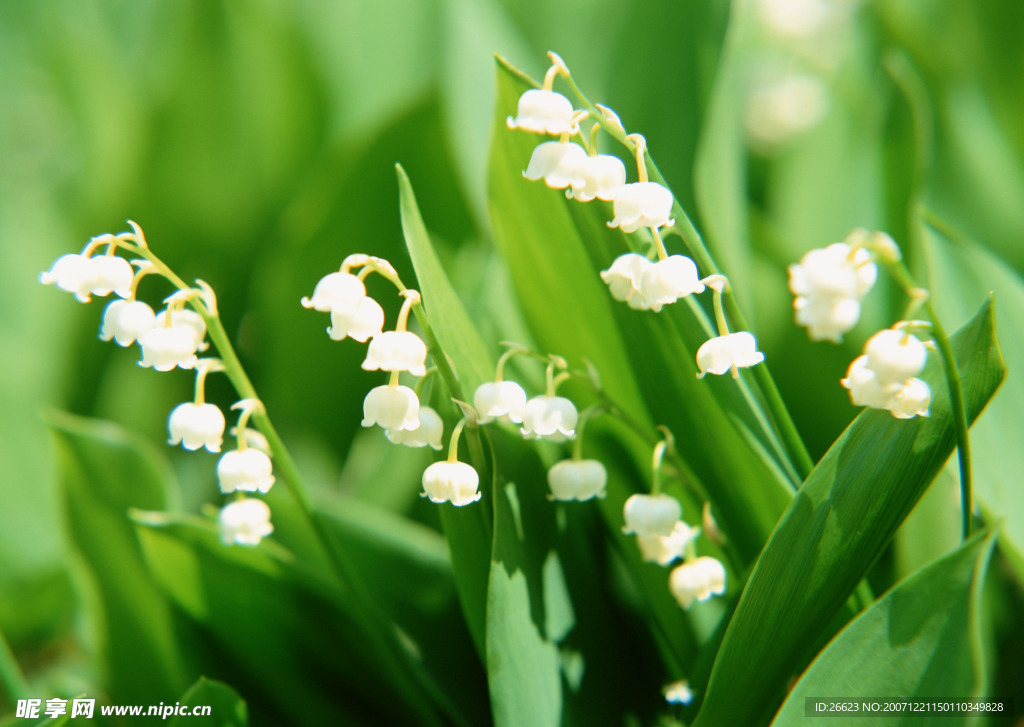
[841,356,900,410]
[217,448,275,494]
[890,378,931,419]
[386,405,443,450]
[328,296,384,343]
[863,329,927,386]
[547,459,607,502]
[88,255,134,299]
[788,243,876,301]
[793,295,862,343]
[669,556,727,609]
[523,141,587,190]
[300,271,366,315]
[607,182,675,233]
[622,494,682,537]
[640,255,705,312]
[474,380,528,424]
[361,384,420,431]
[566,154,627,202]
[696,332,765,378]
[506,89,576,135]
[155,309,208,351]
[100,299,156,346]
[168,402,226,452]
[39,253,99,302]
[636,520,696,565]
[663,680,694,706]
[422,461,481,506]
[601,253,653,310]
[218,498,274,546]
[520,395,578,442]
[137,325,199,371]
[362,331,428,376]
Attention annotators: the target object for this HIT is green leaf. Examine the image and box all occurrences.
[131,511,443,727]
[694,299,1005,727]
[42,410,186,704]
[772,529,998,726]
[396,163,495,657]
[168,677,247,727]
[488,56,797,565]
[923,218,1024,579]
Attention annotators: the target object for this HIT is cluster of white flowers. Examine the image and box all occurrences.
[842,328,931,419]
[622,492,726,609]
[508,53,766,381]
[41,225,275,547]
[303,257,477,507]
[790,230,933,419]
[788,229,883,342]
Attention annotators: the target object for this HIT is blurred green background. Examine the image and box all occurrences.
[3,0,1024,720]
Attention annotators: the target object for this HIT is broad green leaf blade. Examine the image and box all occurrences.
[396,164,494,657]
[923,219,1024,578]
[168,677,247,727]
[489,57,796,563]
[694,300,1005,727]
[772,529,998,727]
[132,512,442,727]
[43,410,186,704]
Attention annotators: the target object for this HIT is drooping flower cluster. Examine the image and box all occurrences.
[790,230,933,420]
[303,256,480,506]
[788,229,882,342]
[508,53,765,381]
[842,328,931,419]
[40,223,275,547]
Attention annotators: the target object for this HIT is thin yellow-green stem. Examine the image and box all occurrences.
[116,240,450,726]
[560,75,814,480]
[0,630,29,705]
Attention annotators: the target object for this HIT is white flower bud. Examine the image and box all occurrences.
[506,89,576,135]
[89,255,134,299]
[788,243,876,300]
[362,331,428,376]
[663,680,694,705]
[547,459,607,502]
[600,253,653,310]
[622,494,682,537]
[863,329,927,386]
[138,325,199,371]
[218,498,274,546]
[168,402,226,452]
[523,141,587,190]
[640,255,705,312]
[890,378,931,419]
[669,556,727,609]
[155,309,208,351]
[361,384,420,431]
[386,406,443,450]
[607,182,675,233]
[793,295,862,343]
[696,332,765,378]
[328,297,384,343]
[474,380,528,424]
[841,355,900,410]
[100,299,156,346]
[40,253,99,302]
[520,395,578,442]
[422,461,481,506]
[566,153,627,202]
[300,271,366,315]
[636,520,696,565]
[217,448,275,494]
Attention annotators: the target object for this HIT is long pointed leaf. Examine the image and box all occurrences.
[694,299,1005,727]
